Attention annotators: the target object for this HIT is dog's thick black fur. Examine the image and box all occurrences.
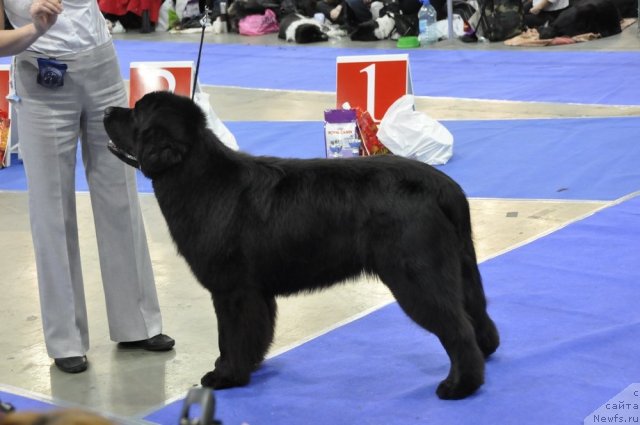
[538,0,621,38]
[103,91,499,400]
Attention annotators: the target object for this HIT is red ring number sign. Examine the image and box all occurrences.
[129,61,195,108]
[0,65,9,117]
[0,65,11,167]
[336,54,413,123]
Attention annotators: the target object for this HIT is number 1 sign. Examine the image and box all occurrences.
[336,54,413,122]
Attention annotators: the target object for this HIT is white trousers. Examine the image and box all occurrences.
[13,41,163,358]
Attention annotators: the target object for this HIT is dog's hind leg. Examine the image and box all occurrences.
[441,195,499,359]
[460,248,499,358]
[378,261,485,400]
[201,291,277,389]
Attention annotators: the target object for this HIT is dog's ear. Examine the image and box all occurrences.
[136,126,189,177]
[132,91,208,177]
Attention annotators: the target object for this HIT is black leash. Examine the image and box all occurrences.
[192,7,210,100]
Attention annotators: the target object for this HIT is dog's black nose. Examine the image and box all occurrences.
[104,106,115,118]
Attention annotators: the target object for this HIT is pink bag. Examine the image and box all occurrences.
[238,9,279,36]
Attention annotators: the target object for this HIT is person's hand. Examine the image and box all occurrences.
[329,4,342,21]
[530,5,541,13]
[30,0,63,35]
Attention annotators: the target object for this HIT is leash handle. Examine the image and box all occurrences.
[192,7,210,100]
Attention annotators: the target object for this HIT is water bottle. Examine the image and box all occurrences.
[418,0,438,46]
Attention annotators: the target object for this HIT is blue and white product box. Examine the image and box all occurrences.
[323,109,361,158]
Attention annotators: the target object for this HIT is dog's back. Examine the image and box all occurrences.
[193,151,473,293]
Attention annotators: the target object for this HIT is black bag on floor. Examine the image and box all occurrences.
[477,0,523,41]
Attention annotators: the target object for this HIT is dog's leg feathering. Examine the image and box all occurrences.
[461,251,500,358]
[377,253,485,400]
[201,291,277,389]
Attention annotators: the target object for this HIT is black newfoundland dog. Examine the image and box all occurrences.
[538,0,622,39]
[103,91,499,400]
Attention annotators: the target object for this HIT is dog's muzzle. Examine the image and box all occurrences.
[108,140,140,169]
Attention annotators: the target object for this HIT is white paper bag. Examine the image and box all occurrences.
[377,95,453,165]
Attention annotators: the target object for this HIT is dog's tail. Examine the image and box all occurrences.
[436,182,475,254]
[435,181,485,297]
[435,176,499,357]
[437,179,493,321]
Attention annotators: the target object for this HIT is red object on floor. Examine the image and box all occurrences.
[98,0,162,22]
[355,107,390,156]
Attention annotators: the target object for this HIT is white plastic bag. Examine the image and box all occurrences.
[193,85,239,151]
[377,95,453,165]
[435,14,466,39]
[156,0,174,32]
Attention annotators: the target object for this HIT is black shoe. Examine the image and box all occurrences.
[54,356,88,373]
[118,334,175,352]
[460,32,479,43]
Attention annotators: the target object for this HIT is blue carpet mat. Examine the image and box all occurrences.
[143,193,640,425]
[2,117,639,201]
[3,44,638,105]
[109,42,640,105]
[231,117,640,201]
[0,389,56,413]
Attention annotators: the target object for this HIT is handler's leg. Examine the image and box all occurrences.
[79,41,167,344]
[13,54,89,360]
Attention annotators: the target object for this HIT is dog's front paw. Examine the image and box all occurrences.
[200,369,250,390]
[436,373,483,400]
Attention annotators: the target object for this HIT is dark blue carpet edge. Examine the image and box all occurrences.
[0,387,57,413]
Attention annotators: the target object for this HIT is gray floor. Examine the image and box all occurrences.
[0,22,638,422]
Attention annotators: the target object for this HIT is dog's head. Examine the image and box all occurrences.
[294,22,329,43]
[104,91,206,178]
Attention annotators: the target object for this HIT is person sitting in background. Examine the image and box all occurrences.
[341,0,423,30]
[316,0,345,25]
[523,0,569,29]
[98,0,162,32]
[343,0,373,27]
[0,0,61,56]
